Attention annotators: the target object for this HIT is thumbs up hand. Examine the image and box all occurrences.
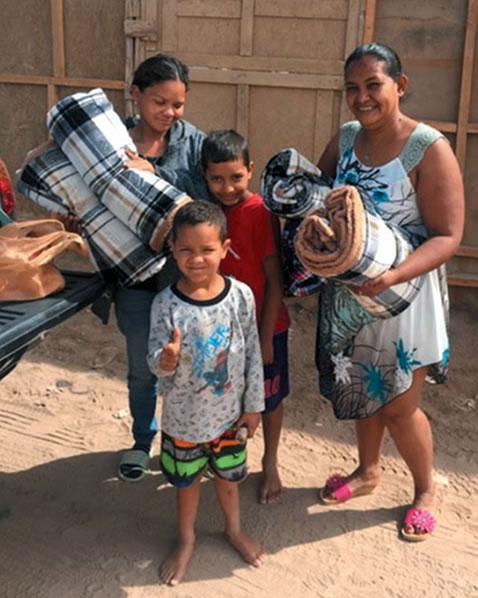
[159,328,181,372]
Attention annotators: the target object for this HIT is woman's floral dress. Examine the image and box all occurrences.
[316,122,450,419]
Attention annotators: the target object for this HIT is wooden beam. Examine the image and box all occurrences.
[50,0,65,78]
[0,74,125,90]
[172,52,343,75]
[455,245,478,259]
[188,67,343,90]
[240,0,254,57]
[362,0,377,44]
[339,0,362,124]
[47,84,59,110]
[448,273,478,288]
[455,0,478,171]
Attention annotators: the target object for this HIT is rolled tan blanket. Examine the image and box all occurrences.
[294,185,424,319]
[295,186,366,277]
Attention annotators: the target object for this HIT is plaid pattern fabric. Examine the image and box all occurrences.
[282,219,324,297]
[46,88,190,251]
[332,205,424,318]
[262,149,424,319]
[261,148,331,218]
[17,147,166,287]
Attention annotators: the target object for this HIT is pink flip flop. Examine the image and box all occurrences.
[319,473,352,504]
[401,508,436,542]
[319,473,376,505]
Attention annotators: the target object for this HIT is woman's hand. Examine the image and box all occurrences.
[124,148,155,174]
[354,269,400,298]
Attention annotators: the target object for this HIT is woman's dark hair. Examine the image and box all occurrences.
[132,53,189,91]
[345,43,402,81]
[201,129,250,171]
[171,200,228,242]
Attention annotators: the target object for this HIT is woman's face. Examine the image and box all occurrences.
[131,80,186,135]
[344,56,407,128]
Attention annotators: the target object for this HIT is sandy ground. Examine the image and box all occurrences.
[1,283,478,598]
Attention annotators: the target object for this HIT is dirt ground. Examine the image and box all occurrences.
[1,271,478,597]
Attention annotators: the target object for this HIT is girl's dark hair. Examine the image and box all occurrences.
[171,200,228,242]
[201,129,250,171]
[132,53,189,91]
[345,43,402,81]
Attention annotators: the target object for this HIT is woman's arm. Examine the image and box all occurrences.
[361,138,465,296]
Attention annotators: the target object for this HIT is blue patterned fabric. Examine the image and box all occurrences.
[316,121,449,419]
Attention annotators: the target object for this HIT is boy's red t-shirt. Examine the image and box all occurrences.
[220,193,290,333]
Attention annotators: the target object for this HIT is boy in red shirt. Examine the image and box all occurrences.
[201,130,290,504]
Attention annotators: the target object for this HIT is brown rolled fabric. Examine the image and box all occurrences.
[294,186,365,277]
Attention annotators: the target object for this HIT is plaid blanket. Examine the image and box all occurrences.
[17,147,167,287]
[261,148,331,218]
[46,88,191,251]
[261,149,424,319]
[282,219,324,297]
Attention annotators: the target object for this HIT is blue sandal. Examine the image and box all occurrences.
[117,449,150,482]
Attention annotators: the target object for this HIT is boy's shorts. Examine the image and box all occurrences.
[263,329,290,414]
[160,428,248,488]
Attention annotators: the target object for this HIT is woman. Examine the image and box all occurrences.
[316,43,464,540]
[114,54,210,481]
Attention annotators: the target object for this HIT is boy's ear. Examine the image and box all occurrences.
[222,238,231,256]
[247,160,255,175]
[167,238,175,251]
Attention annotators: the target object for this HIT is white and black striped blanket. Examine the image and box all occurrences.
[18,88,191,286]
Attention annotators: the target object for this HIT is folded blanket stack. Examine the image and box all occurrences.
[46,88,191,252]
[18,147,166,286]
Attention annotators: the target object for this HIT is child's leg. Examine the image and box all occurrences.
[160,479,201,586]
[214,478,267,567]
[260,402,284,504]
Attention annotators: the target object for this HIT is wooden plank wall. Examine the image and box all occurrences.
[366,0,478,288]
[0,0,476,291]
[0,0,126,188]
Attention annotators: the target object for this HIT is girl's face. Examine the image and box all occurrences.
[344,56,407,129]
[131,80,186,135]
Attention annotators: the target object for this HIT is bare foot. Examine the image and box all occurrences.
[160,541,195,586]
[226,530,267,567]
[259,461,282,504]
[402,488,436,540]
[320,468,380,503]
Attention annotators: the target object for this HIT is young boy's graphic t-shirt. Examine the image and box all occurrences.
[147,277,265,443]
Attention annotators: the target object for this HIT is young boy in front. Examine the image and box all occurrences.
[201,130,290,505]
[147,200,266,586]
